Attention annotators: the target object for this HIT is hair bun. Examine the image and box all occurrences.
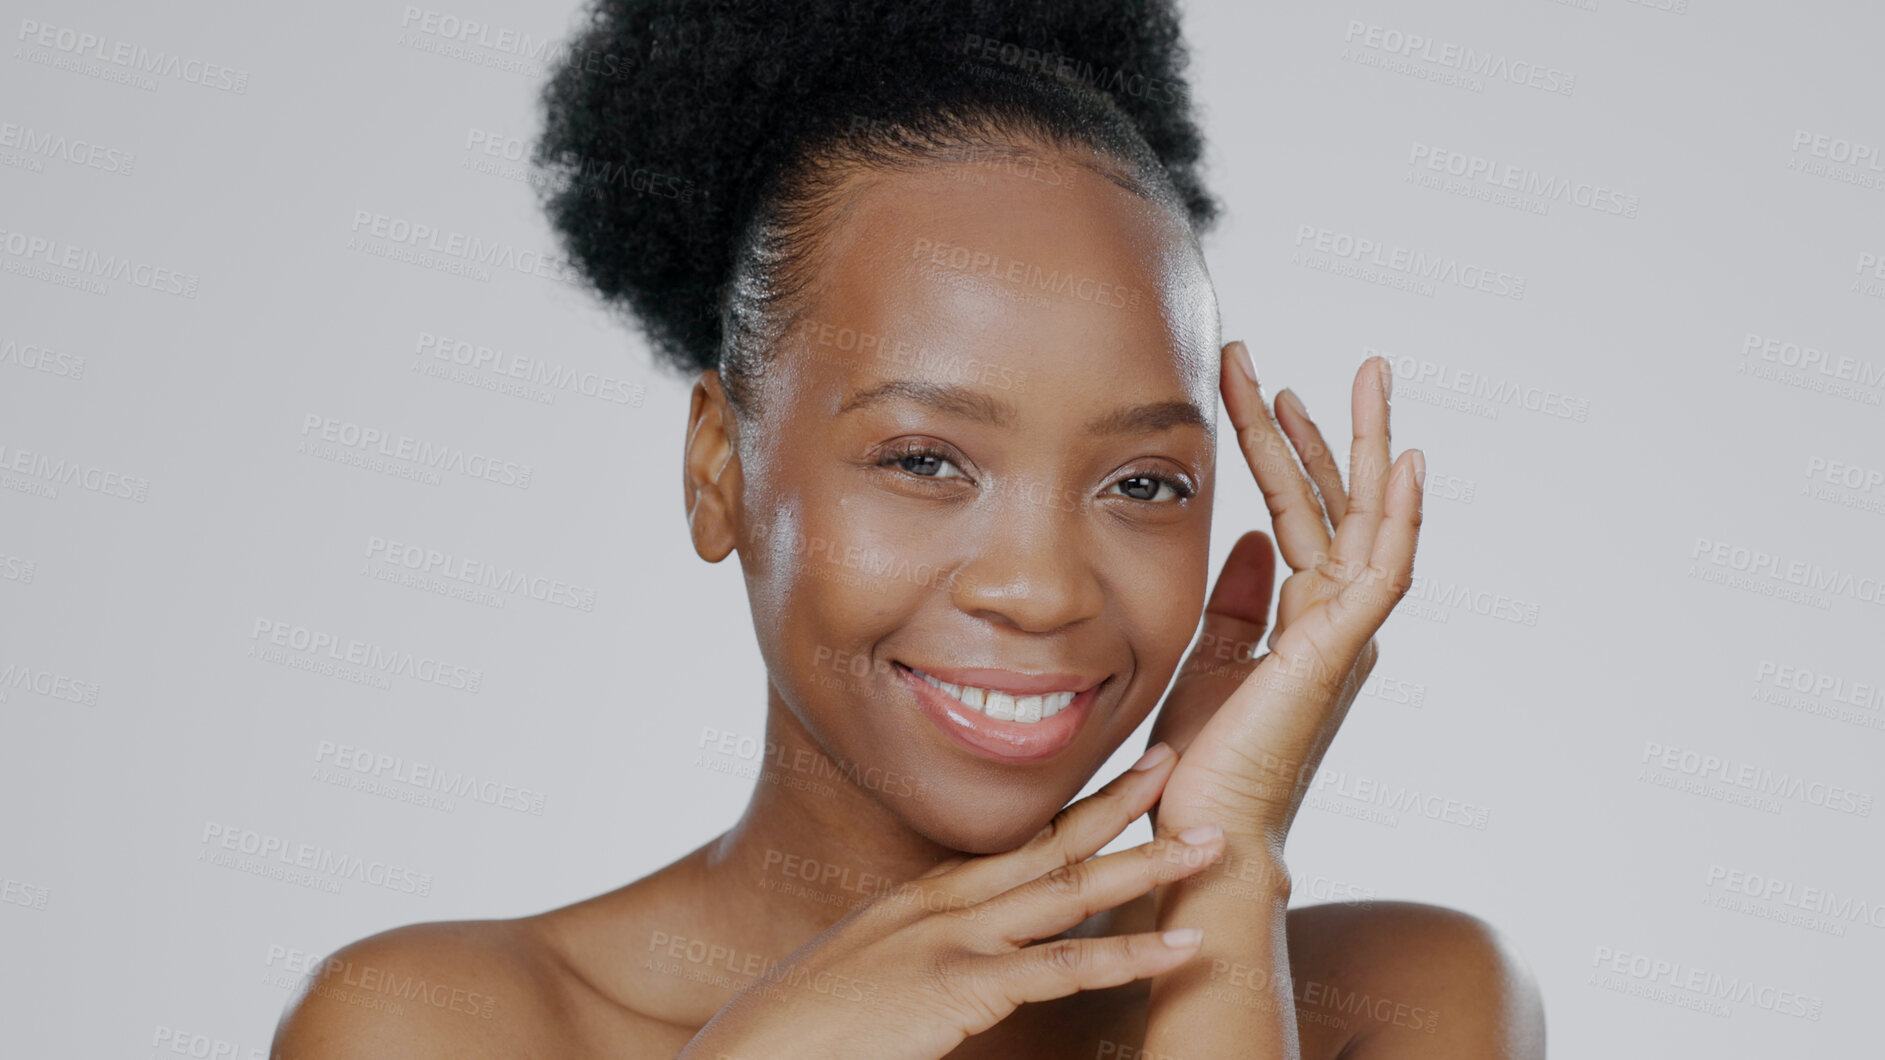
[535,0,1215,379]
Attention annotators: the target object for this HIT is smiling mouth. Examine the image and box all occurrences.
[891,660,1112,764]
[903,666,1078,723]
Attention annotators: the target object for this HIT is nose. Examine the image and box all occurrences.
[948,478,1104,634]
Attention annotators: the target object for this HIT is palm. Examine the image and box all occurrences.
[1145,350,1421,848]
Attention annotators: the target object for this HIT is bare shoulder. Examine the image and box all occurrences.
[1286,900,1546,1059]
[270,918,570,1059]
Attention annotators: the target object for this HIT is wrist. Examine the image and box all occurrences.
[1154,843,1292,914]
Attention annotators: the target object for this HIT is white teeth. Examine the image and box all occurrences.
[911,668,1082,724]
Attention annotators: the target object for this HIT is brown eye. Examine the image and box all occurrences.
[1113,474,1192,503]
[880,444,966,481]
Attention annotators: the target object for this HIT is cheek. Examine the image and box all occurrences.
[753,487,943,680]
[1117,544,1213,673]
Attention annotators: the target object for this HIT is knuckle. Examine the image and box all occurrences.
[1039,938,1086,976]
[1038,861,1084,897]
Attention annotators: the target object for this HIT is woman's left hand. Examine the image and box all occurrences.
[1145,345,1423,855]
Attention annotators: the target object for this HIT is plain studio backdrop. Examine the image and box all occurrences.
[3,0,1881,1055]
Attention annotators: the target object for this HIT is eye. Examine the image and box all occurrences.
[879,443,967,481]
[1112,473,1194,504]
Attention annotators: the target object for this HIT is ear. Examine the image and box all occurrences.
[683,369,744,563]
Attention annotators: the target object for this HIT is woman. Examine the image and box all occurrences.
[273,1,1545,1055]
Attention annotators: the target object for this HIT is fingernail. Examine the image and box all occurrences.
[1410,449,1426,489]
[1375,357,1393,398]
[1162,927,1203,948]
[1230,341,1257,384]
[1277,387,1308,420]
[1177,823,1222,845]
[1129,742,1173,771]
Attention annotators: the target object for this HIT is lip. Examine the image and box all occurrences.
[894,661,1108,764]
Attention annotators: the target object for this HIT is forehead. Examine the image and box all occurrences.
[770,148,1220,421]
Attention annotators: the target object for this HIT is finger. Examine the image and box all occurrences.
[968,825,1225,949]
[942,744,1178,899]
[1273,387,1348,526]
[1220,341,1333,572]
[973,927,1206,1009]
[1329,356,1393,572]
[1348,449,1423,622]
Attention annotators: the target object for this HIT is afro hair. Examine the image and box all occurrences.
[534,0,1217,388]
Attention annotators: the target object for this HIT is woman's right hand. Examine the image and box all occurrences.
[676,743,1224,1060]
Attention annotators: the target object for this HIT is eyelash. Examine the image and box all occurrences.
[877,443,1196,503]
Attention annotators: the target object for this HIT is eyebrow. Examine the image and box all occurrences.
[837,379,1209,436]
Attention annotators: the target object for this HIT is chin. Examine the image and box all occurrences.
[911,805,1056,857]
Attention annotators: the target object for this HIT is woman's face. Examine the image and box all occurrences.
[714,147,1220,853]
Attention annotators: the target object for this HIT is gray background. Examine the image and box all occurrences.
[3,0,1882,1055]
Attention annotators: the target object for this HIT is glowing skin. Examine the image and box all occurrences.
[272,145,1546,1060]
[709,150,1222,859]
